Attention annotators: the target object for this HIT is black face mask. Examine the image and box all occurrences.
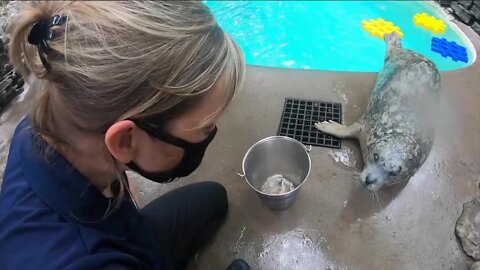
[126,119,217,183]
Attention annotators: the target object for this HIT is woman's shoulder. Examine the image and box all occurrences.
[0,176,88,268]
[0,117,85,267]
[0,172,149,269]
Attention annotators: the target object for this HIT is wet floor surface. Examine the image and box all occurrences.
[1,24,480,270]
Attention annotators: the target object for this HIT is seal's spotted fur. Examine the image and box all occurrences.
[316,32,441,190]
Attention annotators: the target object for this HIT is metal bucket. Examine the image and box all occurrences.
[238,136,312,210]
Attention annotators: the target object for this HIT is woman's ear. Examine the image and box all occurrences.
[104,120,137,163]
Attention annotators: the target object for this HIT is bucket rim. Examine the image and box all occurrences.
[241,136,312,197]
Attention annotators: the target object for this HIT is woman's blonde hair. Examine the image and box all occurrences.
[8,1,245,207]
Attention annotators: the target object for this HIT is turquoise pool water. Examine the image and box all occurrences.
[206,1,476,72]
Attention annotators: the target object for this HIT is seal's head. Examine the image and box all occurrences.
[361,136,424,191]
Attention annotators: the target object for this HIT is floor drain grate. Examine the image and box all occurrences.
[277,98,343,148]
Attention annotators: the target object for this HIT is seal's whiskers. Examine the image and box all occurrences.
[349,170,362,186]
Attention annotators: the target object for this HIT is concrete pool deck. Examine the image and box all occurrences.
[1,22,480,270]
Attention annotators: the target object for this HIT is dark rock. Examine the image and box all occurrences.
[440,0,453,7]
[0,77,12,92]
[455,198,480,261]
[0,1,24,114]
[459,0,474,9]
[471,3,480,20]
[3,63,11,74]
[16,78,24,88]
[452,2,476,25]
[471,21,480,35]
[10,72,19,84]
[0,78,16,112]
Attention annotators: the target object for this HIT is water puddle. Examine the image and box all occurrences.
[253,229,338,269]
[233,226,246,254]
[328,147,357,169]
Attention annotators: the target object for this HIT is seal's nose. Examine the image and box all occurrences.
[365,174,377,185]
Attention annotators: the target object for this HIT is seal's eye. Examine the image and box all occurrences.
[388,171,397,177]
[373,154,379,162]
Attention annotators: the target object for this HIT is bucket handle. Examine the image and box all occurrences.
[304,144,312,152]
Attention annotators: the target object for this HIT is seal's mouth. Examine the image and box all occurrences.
[361,165,386,191]
[365,181,383,191]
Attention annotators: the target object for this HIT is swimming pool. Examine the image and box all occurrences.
[206,1,476,72]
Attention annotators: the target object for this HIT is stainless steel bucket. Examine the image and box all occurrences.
[238,136,311,210]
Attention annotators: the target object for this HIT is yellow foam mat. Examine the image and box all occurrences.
[362,18,404,39]
[413,13,447,34]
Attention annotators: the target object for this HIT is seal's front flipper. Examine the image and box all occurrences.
[314,121,361,139]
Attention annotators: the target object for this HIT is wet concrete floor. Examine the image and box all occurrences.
[1,23,480,270]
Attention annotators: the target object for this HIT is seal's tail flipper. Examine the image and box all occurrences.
[384,31,402,50]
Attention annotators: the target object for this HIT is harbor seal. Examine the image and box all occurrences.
[315,32,441,191]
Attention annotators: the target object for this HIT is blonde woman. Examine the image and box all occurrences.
[0,1,250,269]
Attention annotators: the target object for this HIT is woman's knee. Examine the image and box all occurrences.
[196,181,228,216]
